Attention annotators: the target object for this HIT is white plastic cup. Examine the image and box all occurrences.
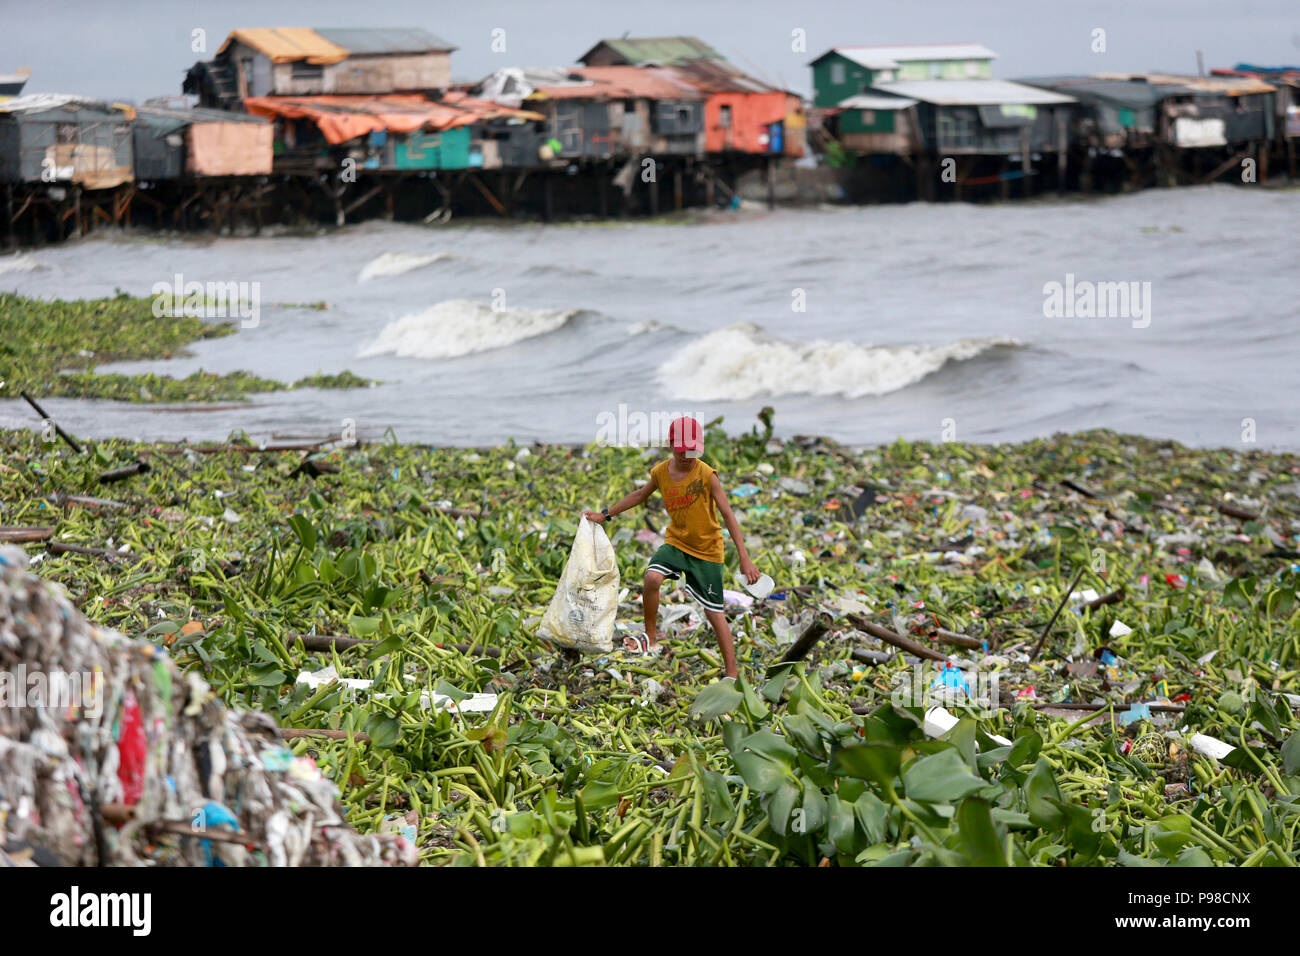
[736,572,775,600]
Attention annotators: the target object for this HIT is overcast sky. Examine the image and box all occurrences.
[6,0,1299,102]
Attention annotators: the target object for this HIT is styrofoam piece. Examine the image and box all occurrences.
[295,668,496,714]
[924,705,1012,748]
[1189,733,1235,760]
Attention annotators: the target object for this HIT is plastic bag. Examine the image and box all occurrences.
[537,517,620,654]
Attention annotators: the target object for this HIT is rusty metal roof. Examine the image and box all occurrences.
[666,60,784,95]
[1094,72,1275,95]
[528,66,705,101]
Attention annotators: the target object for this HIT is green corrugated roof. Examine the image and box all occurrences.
[581,36,726,66]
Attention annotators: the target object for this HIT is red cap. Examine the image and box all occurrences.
[668,417,703,455]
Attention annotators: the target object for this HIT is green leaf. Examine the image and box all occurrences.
[247,663,285,687]
[853,791,890,843]
[287,514,317,552]
[799,787,828,834]
[1024,758,1065,827]
[830,742,901,798]
[738,674,770,720]
[435,679,471,704]
[902,748,988,804]
[730,729,797,793]
[689,680,744,721]
[955,798,1006,866]
[827,794,858,854]
[348,615,382,638]
[364,631,403,661]
[699,768,734,826]
[768,780,799,835]
[1009,730,1043,767]
[1282,729,1300,776]
[365,714,401,748]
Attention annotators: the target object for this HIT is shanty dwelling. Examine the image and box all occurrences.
[0,67,30,101]
[1213,65,1300,177]
[474,64,709,217]
[127,104,274,232]
[1092,72,1277,186]
[239,93,544,223]
[0,95,135,244]
[1017,76,1175,192]
[184,27,456,110]
[577,36,729,69]
[572,37,807,206]
[133,104,272,179]
[817,78,1076,202]
[809,44,997,108]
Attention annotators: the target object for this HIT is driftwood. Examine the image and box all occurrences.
[292,458,340,479]
[1060,478,1099,499]
[290,633,373,652]
[846,613,950,663]
[1216,502,1260,522]
[851,648,894,666]
[55,493,126,511]
[1082,587,1125,610]
[929,628,983,650]
[20,391,82,454]
[0,526,54,543]
[47,540,134,562]
[1030,566,1086,662]
[779,615,831,664]
[100,461,151,483]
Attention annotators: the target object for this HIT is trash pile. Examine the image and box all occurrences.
[0,545,416,867]
[1,419,1298,866]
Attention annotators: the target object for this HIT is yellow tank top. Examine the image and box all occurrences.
[652,458,724,562]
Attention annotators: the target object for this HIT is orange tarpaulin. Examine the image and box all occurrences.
[218,28,349,65]
[244,95,541,144]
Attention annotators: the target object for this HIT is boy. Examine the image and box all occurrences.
[583,416,760,680]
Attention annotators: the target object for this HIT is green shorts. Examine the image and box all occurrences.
[647,544,725,613]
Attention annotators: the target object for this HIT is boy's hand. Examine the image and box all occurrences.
[740,558,760,585]
[581,510,606,523]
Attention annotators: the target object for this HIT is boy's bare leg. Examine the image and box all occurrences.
[704,609,739,679]
[639,570,664,647]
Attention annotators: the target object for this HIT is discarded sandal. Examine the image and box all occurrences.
[623,633,665,657]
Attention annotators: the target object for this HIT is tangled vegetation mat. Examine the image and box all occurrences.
[2,417,1298,866]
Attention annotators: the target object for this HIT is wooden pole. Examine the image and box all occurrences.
[846,614,950,663]
[20,391,82,453]
[1030,566,1087,661]
[1056,109,1068,196]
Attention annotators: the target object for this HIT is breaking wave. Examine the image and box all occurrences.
[359,299,583,360]
[357,251,453,282]
[657,322,1023,401]
[0,254,45,276]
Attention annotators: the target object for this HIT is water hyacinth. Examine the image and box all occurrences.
[1,417,1298,867]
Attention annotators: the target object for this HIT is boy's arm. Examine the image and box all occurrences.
[582,475,657,523]
[711,473,760,583]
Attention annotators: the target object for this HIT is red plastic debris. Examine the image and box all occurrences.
[117,690,147,806]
